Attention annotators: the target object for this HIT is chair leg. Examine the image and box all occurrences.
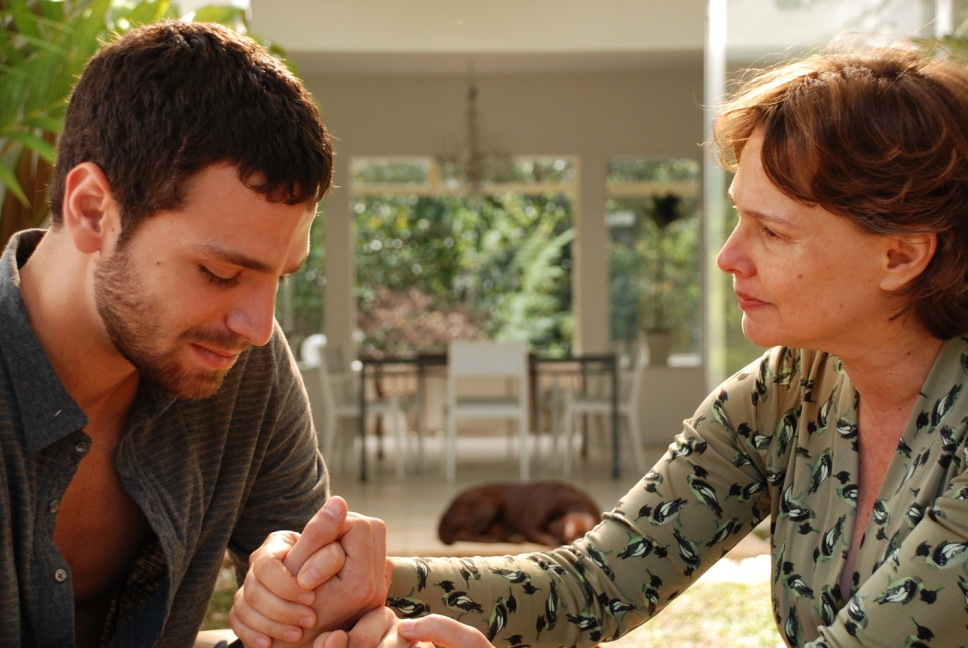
[562,403,575,476]
[625,407,647,474]
[519,413,529,481]
[323,410,337,463]
[550,383,561,468]
[392,410,405,478]
[445,411,457,482]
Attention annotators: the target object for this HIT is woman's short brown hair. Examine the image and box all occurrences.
[713,42,968,340]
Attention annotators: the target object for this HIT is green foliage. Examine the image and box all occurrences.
[608,196,700,352]
[353,192,574,355]
[275,211,326,352]
[606,158,702,356]
[0,0,288,247]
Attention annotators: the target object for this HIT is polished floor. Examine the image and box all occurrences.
[326,432,770,561]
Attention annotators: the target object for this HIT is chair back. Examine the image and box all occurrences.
[448,340,528,378]
[301,334,328,368]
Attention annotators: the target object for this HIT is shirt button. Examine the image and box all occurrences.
[48,500,60,513]
[74,441,89,454]
[54,569,67,583]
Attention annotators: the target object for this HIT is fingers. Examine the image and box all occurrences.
[250,531,316,606]
[313,513,387,598]
[313,630,349,648]
[285,496,349,576]
[343,607,399,648]
[398,615,495,648]
[227,530,319,646]
[291,540,347,593]
[228,588,307,648]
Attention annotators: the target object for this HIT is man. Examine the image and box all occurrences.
[0,20,384,647]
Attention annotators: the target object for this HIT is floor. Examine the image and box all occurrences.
[327,432,770,562]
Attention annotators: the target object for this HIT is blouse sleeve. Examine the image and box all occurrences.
[388,349,792,647]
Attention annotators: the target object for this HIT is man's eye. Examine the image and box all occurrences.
[761,227,779,239]
[200,266,240,288]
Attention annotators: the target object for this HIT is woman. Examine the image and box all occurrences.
[239,42,968,648]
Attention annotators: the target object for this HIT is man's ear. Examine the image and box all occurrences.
[61,162,120,254]
[881,232,937,292]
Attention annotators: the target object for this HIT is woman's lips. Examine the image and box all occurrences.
[735,291,768,310]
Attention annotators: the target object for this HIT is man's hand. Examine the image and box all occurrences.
[229,496,389,648]
[312,609,494,648]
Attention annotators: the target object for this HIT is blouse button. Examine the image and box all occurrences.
[54,569,67,583]
[74,441,89,455]
[48,500,60,513]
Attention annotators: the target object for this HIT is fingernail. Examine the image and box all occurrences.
[299,592,314,605]
[300,615,315,628]
[299,567,320,588]
[323,497,345,519]
[285,629,301,642]
[257,637,270,648]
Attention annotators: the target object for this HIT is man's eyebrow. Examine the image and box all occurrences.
[194,245,307,276]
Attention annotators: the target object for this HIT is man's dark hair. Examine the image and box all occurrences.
[49,20,332,241]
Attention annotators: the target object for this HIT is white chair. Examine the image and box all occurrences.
[300,335,411,477]
[560,347,647,476]
[445,340,530,482]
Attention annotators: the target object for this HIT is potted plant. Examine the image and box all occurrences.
[638,193,684,365]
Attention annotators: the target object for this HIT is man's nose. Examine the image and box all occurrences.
[226,283,277,346]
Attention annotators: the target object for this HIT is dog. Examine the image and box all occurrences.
[438,480,601,547]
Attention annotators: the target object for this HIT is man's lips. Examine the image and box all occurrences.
[190,343,243,370]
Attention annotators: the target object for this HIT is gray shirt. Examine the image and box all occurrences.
[0,230,328,647]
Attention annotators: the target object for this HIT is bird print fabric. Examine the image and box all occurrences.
[389,338,968,647]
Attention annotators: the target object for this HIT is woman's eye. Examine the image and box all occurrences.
[200,266,240,288]
[761,227,779,239]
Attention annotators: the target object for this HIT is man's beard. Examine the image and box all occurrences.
[93,248,250,400]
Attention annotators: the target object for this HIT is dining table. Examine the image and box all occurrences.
[357,351,619,481]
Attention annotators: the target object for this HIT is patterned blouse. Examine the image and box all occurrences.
[388,338,968,647]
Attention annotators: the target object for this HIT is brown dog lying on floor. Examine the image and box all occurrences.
[437,480,601,547]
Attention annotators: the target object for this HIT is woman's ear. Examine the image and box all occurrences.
[881,232,937,292]
[61,162,120,255]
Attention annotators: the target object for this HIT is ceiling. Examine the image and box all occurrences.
[249,0,706,75]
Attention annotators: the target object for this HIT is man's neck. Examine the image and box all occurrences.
[17,229,140,416]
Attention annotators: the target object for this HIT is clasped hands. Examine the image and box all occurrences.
[229,497,492,648]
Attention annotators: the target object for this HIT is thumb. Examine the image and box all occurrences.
[314,629,349,648]
[398,615,494,648]
[284,496,348,575]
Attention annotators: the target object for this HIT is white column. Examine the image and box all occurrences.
[573,155,609,355]
[323,159,357,361]
[703,0,728,391]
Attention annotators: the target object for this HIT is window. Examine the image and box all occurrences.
[351,156,576,356]
[275,207,325,352]
[606,157,701,360]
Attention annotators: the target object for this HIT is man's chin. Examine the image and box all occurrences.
[149,366,228,400]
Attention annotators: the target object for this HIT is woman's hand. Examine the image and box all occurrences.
[312,608,494,648]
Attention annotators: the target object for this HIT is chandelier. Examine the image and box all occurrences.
[436,61,511,193]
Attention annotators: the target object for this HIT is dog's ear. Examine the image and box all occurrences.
[561,512,599,543]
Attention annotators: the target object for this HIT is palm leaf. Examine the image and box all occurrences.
[0,162,28,206]
[5,131,56,163]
